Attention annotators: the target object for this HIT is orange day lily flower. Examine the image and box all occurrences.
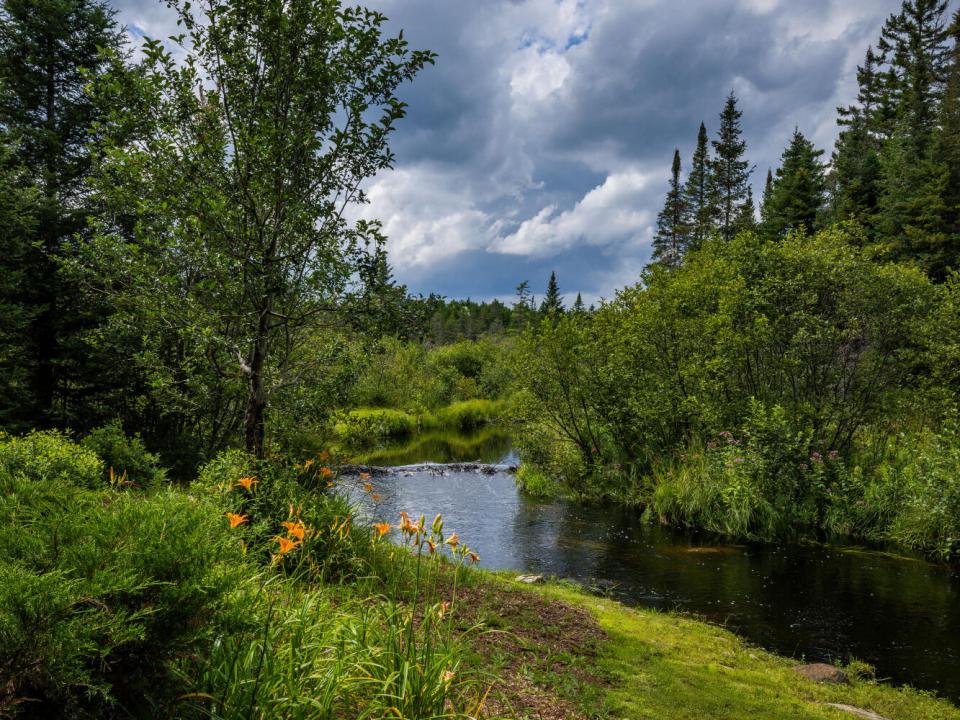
[236,476,258,491]
[468,551,480,564]
[275,535,301,555]
[363,482,373,493]
[319,450,330,461]
[359,471,371,481]
[281,520,306,540]
[445,532,459,548]
[225,512,248,528]
[371,493,382,502]
[319,466,333,479]
[374,522,392,537]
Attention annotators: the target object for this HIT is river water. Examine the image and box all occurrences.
[345,437,960,701]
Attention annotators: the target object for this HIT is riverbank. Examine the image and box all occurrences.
[468,573,960,719]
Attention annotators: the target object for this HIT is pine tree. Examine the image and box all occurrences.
[572,292,586,314]
[734,185,756,234]
[933,10,960,276]
[0,0,126,425]
[652,149,690,267]
[709,92,753,241]
[763,129,827,239]
[760,168,775,225]
[683,122,713,250]
[540,271,564,316]
[877,0,950,159]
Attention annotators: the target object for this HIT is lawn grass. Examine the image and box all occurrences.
[464,574,960,720]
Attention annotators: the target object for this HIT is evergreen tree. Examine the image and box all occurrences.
[540,271,564,316]
[832,48,884,232]
[652,149,690,267]
[0,135,41,429]
[763,129,827,239]
[0,0,126,425]
[760,168,775,225]
[709,92,753,240]
[683,122,713,249]
[572,292,586,314]
[877,0,950,159]
[735,185,756,234]
[934,11,960,275]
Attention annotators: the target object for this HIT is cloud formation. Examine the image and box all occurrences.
[112,0,902,302]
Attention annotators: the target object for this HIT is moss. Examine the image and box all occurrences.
[485,576,960,720]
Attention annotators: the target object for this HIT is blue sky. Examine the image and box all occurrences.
[112,0,904,304]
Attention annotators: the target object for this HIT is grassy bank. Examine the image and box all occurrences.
[332,399,509,449]
[468,575,960,720]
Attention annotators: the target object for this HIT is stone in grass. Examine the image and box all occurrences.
[516,574,544,584]
[823,704,891,720]
[794,663,849,684]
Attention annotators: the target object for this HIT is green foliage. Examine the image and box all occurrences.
[0,439,248,718]
[81,422,166,490]
[333,408,424,447]
[0,430,103,489]
[434,399,507,432]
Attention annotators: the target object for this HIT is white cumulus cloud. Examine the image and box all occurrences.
[491,170,654,257]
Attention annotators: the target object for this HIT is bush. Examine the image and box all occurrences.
[0,461,248,718]
[82,422,167,490]
[195,450,380,581]
[0,430,103,489]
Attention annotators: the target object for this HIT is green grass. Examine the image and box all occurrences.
[494,577,960,720]
[434,399,507,431]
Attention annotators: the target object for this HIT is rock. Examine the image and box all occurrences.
[794,663,849,684]
[823,704,891,720]
[516,574,544,584]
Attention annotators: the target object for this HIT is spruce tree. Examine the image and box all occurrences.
[933,10,960,275]
[877,0,950,159]
[709,92,753,241]
[572,292,586,314]
[735,185,756,234]
[763,129,827,239]
[683,122,713,249]
[760,168,775,225]
[0,0,126,425]
[652,149,689,267]
[540,271,564,316]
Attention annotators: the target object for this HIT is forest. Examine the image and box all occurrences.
[3,0,960,718]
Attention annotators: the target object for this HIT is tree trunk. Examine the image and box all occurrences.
[243,306,270,458]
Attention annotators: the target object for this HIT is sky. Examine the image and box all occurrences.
[112,0,904,304]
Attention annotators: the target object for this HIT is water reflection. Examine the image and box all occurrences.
[348,467,960,701]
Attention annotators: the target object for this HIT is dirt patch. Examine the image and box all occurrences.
[451,581,609,719]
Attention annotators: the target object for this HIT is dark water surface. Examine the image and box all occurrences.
[346,440,960,701]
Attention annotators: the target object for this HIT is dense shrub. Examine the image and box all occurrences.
[81,422,167,489]
[195,450,380,581]
[0,430,103,488]
[0,435,248,718]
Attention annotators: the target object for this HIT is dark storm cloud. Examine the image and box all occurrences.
[111,0,903,301]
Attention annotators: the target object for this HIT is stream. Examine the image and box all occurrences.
[344,435,960,701]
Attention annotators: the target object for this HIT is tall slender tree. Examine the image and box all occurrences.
[85,0,433,457]
[683,122,713,249]
[709,92,753,240]
[541,271,564,317]
[652,149,690,267]
[0,0,125,426]
[763,129,827,239]
[760,168,775,225]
